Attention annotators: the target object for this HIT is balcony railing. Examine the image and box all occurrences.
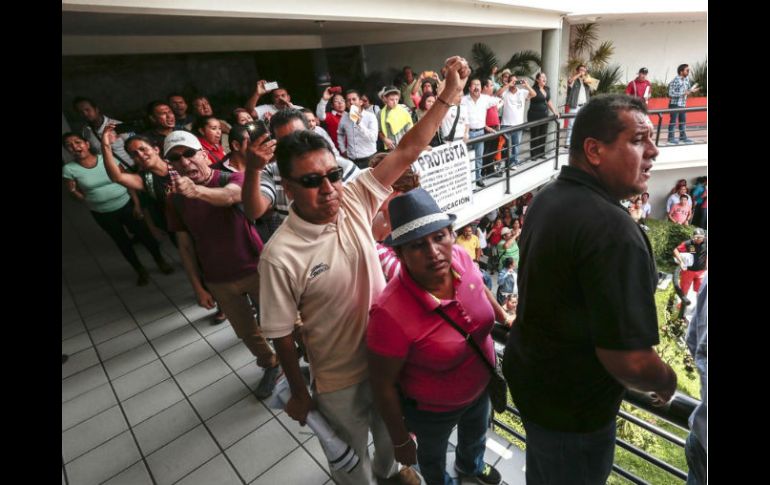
[460,106,707,194]
[489,326,698,484]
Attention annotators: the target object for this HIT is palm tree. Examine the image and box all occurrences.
[472,43,542,81]
[690,59,707,96]
[566,23,616,92]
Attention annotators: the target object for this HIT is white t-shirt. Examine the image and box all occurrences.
[500,88,530,126]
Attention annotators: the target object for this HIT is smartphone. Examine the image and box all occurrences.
[264,81,279,92]
[114,122,136,135]
[329,86,343,94]
[422,71,435,79]
[246,120,271,142]
[515,80,526,85]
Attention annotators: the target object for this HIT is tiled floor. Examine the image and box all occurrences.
[61,190,526,485]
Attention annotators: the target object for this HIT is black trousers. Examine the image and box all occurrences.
[91,199,163,273]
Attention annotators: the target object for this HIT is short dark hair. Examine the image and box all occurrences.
[345,89,361,98]
[146,100,171,117]
[167,92,186,102]
[269,108,311,137]
[228,124,251,147]
[72,96,97,109]
[503,257,514,268]
[569,94,648,161]
[677,64,689,75]
[275,130,334,179]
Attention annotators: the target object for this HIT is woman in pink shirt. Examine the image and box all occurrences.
[668,194,691,225]
[368,189,510,485]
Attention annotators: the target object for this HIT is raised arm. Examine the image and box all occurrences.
[172,177,241,207]
[372,56,470,188]
[101,125,144,191]
[242,133,278,219]
[245,80,268,118]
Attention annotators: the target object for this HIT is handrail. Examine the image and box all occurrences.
[489,329,696,483]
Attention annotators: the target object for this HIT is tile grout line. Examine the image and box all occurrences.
[63,210,161,485]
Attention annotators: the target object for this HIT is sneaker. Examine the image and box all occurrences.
[455,463,502,485]
[255,364,280,399]
[476,181,486,188]
[681,137,694,144]
[212,310,227,325]
[667,138,679,145]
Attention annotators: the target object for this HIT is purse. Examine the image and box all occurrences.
[434,307,508,413]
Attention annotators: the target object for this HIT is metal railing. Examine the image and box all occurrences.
[489,328,697,484]
[459,106,707,194]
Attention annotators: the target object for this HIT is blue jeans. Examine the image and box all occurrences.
[501,126,522,166]
[522,418,616,485]
[685,432,707,485]
[402,394,490,485]
[566,104,583,145]
[668,103,687,140]
[469,129,486,181]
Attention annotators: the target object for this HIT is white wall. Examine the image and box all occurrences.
[571,19,707,85]
[363,31,542,78]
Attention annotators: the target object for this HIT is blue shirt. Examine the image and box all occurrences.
[668,76,692,107]
[685,276,707,452]
[497,268,517,296]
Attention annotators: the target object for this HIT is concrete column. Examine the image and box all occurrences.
[541,28,562,153]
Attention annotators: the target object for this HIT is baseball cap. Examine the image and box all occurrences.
[163,130,203,157]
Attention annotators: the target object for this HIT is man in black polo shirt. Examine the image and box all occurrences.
[503,94,677,485]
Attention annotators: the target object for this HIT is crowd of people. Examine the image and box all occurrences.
[63,53,707,485]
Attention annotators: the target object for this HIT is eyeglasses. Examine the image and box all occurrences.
[286,167,344,188]
[166,148,199,163]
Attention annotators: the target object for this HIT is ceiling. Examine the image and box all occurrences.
[62,11,528,37]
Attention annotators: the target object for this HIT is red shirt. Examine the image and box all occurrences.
[485,105,500,127]
[367,246,495,412]
[324,111,344,150]
[198,137,226,165]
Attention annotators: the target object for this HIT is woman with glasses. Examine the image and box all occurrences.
[62,132,173,286]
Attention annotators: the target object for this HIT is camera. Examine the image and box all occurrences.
[329,86,343,94]
[245,120,270,142]
[514,80,526,85]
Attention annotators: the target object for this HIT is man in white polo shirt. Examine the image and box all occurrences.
[497,75,536,168]
[257,56,471,485]
[462,78,501,187]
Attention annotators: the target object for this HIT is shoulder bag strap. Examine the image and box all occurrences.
[434,306,495,373]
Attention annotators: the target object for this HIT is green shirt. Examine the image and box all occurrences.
[62,155,130,213]
[497,239,520,269]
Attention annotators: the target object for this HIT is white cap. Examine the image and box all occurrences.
[163,130,202,157]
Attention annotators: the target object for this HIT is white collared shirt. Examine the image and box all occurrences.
[337,110,378,159]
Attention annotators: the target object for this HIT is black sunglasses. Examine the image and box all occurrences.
[166,148,199,163]
[286,167,344,188]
